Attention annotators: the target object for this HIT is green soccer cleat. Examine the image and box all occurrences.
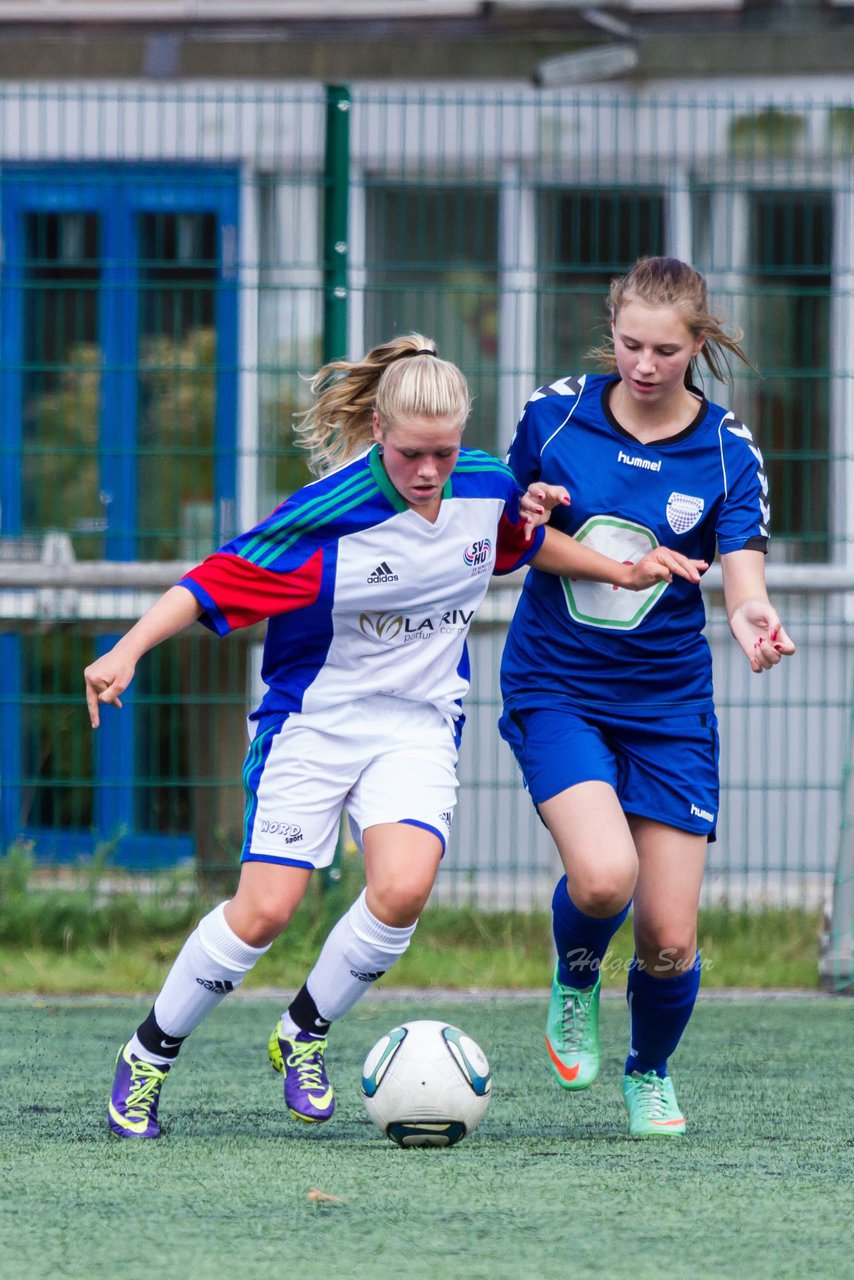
[544,965,601,1090]
[621,1070,686,1137]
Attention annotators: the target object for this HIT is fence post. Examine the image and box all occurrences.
[820,678,854,993]
[322,85,350,888]
[323,83,350,365]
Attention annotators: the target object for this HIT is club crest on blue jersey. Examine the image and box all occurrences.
[666,492,705,535]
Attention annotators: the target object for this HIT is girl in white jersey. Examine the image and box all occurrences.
[86,332,703,1140]
[499,258,796,1138]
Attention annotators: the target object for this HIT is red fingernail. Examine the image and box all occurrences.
[773,644,783,652]
[770,628,778,641]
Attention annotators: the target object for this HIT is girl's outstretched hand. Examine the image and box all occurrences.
[520,483,571,542]
[84,650,136,728]
[729,600,797,673]
[81,585,204,727]
[622,547,708,591]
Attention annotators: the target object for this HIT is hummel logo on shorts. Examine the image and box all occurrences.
[367,561,398,583]
[690,802,714,822]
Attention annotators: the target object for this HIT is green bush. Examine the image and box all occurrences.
[0,840,359,952]
[0,841,203,949]
[0,843,821,990]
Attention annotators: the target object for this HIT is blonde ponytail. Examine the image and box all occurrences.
[294,333,471,476]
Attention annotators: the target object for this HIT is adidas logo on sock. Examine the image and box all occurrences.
[367,561,398,584]
[196,977,235,994]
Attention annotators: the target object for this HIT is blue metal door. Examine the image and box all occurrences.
[0,163,239,864]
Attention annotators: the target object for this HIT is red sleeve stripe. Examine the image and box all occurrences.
[184,549,324,630]
[494,511,543,575]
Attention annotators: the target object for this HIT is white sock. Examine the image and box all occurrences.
[132,902,270,1058]
[283,890,416,1030]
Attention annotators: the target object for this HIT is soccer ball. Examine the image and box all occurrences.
[360,1019,492,1148]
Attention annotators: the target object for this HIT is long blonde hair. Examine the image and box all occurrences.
[589,256,754,384]
[295,333,472,475]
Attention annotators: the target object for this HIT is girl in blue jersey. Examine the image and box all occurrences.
[86,332,703,1140]
[499,257,795,1138]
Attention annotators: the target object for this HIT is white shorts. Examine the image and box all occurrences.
[240,695,460,870]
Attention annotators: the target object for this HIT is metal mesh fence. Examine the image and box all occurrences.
[0,81,852,922]
[0,566,849,916]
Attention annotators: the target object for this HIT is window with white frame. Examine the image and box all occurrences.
[536,187,667,379]
[745,190,832,564]
[694,183,833,564]
[363,183,500,453]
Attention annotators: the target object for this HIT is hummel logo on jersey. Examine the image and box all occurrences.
[367,561,399,583]
[618,449,661,473]
[196,977,235,994]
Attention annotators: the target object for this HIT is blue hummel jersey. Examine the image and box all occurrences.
[501,373,769,713]
[180,444,543,723]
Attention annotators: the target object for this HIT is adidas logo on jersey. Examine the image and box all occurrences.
[367,561,399,583]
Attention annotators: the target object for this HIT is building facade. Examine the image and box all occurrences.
[0,1,849,904]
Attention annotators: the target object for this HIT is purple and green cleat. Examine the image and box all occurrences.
[268,1021,335,1123]
[108,1042,170,1139]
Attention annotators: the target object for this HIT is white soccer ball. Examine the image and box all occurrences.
[360,1019,492,1148]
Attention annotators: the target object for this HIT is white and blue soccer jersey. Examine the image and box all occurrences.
[501,373,769,715]
[180,444,543,724]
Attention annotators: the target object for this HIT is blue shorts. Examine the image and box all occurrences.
[498,702,719,840]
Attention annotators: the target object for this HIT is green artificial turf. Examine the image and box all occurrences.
[1,995,851,1280]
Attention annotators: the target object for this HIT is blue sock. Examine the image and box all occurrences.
[625,951,702,1078]
[552,876,631,990]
